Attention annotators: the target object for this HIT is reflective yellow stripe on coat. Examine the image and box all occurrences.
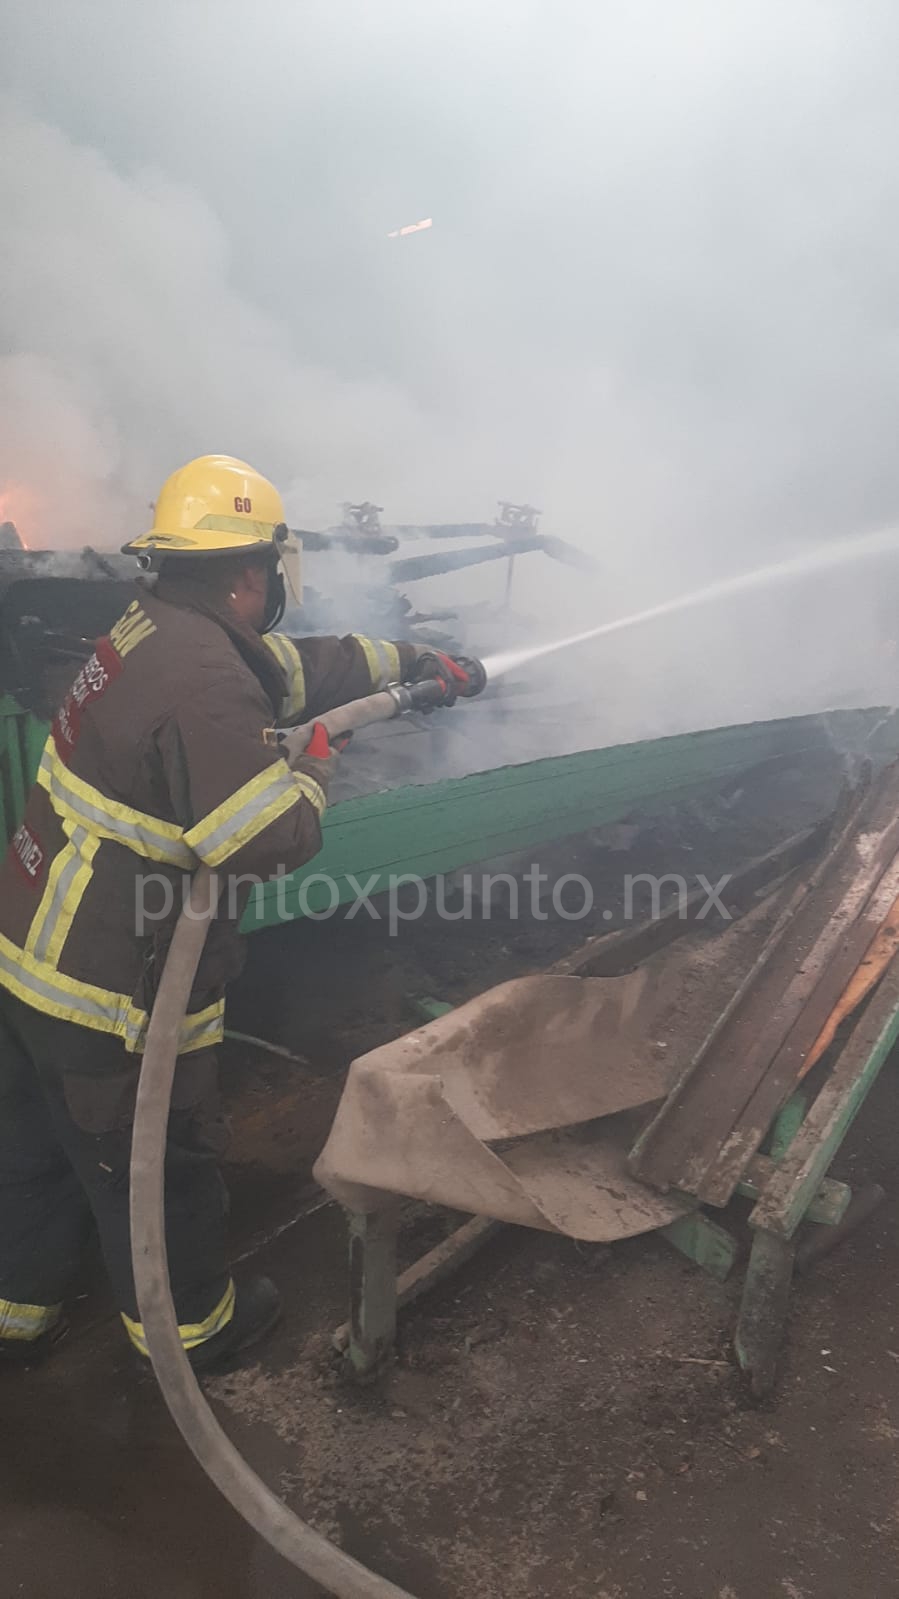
[352,634,401,691]
[38,739,193,867]
[263,633,307,719]
[9,733,321,1046]
[0,930,224,1054]
[184,759,325,868]
[25,819,100,968]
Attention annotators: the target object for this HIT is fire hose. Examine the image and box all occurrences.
[129,665,486,1599]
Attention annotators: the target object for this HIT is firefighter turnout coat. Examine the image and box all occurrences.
[0,581,415,1055]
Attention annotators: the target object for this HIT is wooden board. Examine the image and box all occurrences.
[0,695,46,850]
[553,825,825,978]
[629,762,899,1206]
[240,708,893,928]
[4,696,897,947]
[749,957,899,1239]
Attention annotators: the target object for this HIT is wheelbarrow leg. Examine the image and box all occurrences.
[346,1204,400,1380]
[735,1228,795,1398]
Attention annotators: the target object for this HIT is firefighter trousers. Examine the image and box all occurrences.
[0,990,232,1352]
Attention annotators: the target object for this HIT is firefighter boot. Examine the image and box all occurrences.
[0,1315,69,1368]
[188,1274,283,1374]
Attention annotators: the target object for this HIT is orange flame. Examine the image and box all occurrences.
[0,483,41,549]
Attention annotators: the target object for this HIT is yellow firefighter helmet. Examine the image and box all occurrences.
[123,455,287,560]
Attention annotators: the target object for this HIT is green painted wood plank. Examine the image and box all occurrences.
[767,1091,809,1163]
[241,709,887,929]
[661,1212,738,1282]
[23,710,49,781]
[410,996,456,1022]
[0,696,32,847]
[737,1155,851,1227]
[0,697,48,836]
[734,1229,795,1396]
[749,959,899,1240]
[347,1205,400,1378]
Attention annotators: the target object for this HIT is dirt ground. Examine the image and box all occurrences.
[3,751,899,1599]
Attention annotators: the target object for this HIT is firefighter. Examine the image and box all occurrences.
[0,455,469,1371]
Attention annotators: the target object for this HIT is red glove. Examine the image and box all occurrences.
[304,722,332,758]
[412,650,472,705]
[281,721,340,792]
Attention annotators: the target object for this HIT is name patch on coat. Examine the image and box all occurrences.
[52,636,124,764]
[10,822,44,886]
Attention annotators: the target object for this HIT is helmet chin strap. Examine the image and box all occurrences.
[261,551,286,633]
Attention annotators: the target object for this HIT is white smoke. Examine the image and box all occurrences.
[4,0,899,748]
[0,99,440,545]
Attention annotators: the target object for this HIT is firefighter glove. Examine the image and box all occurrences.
[410,649,474,707]
[281,721,339,793]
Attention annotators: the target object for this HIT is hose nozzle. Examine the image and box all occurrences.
[409,650,488,705]
[451,655,488,698]
[388,656,488,715]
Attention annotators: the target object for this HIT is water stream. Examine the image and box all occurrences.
[481,525,899,680]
